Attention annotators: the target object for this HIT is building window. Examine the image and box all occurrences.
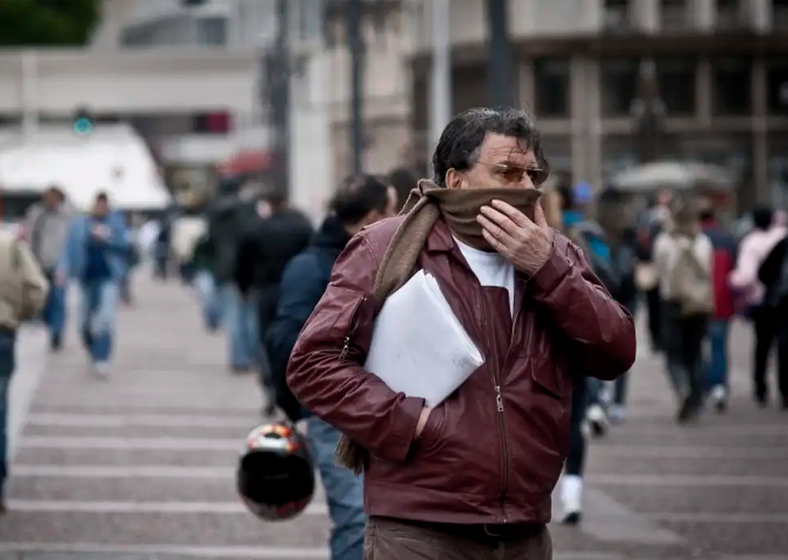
[656,57,696,115]
[198,17,227,45]
[774,0,788,29]
[601,57,640,116]
[660,0,689,30]
[716,0,744,28]
[767,56,788,115]
[533,58,571,118]
[711,57,751,115]
[603,0,632,31]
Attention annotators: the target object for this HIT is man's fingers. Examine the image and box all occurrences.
[479,205,522,238]
[481,229,504,253]
[477,214,516,244]
[533,200,548,229]
[490,199,533,229]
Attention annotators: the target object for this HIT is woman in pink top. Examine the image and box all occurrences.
[729,207,788,405]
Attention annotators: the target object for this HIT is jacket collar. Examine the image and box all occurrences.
[425,217,456,253]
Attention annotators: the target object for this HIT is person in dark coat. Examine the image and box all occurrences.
[757,232,788,410]
[235,189,313,411]
[264,174,395,560]
[207,176,262,372]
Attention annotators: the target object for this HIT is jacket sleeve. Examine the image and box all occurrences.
[286,232,426,463]
[15,240,49,321]
[266,253,326,421]
[528,236,637,380]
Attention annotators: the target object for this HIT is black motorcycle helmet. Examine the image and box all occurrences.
[237,422,315,521]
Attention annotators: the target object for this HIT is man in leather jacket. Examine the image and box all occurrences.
[287,107,637,560]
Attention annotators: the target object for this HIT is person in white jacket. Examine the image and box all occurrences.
[729,208,788,405]
[653,197,713,423]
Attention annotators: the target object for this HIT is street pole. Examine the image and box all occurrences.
[429,0,452,149]
[487,0,512,107]
[265,0,290,196]
[347,0,365,175]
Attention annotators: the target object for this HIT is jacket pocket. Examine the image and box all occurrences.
[529,355,571,400]
[412,404,446,456]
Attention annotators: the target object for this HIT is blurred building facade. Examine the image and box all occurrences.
[89,0,412,204]
[408,0,788,209]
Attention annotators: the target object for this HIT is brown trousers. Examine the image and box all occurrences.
[363,516,552,560]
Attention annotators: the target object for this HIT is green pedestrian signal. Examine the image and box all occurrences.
[72,108,93,135]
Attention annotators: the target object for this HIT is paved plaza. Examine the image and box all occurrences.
[0,273,786,560]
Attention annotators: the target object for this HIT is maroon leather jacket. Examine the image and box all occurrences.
[287,217,636,526]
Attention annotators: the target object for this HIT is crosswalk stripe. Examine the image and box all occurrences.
[25,412,257,428]
[5,499,329,515]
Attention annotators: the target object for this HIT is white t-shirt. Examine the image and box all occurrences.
[454,237,515,315]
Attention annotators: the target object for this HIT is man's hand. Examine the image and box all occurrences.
[478,199,555,275]
[415,406,432,439]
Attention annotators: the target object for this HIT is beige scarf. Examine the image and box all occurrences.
[336,180,541,473]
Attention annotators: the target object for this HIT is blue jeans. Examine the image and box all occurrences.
[705,319,729,390]
[0,331,16,496]
[306,416,365,560]
[44,281,67,339]
[194,270,221,331]
[80,279,119,364]
[220,284,259,369]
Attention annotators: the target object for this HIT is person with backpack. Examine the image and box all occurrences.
[729,207,787,407]
[0,229,49,513]
[286,107,636,560]
[265,175,396,560]
[653,196,713,423]
[756,225,788,410]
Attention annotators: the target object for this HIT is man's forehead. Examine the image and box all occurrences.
[479,133,536,163]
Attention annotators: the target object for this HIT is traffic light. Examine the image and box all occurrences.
[72,108,93,135]
[182,0,207,5]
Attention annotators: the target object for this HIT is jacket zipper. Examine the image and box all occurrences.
[339,296,366,361]
[480,294,509,524]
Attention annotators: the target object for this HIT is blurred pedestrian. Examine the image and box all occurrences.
[189,230,221,332]
[596,187,639,423]
[698,199,736,412]
[755,216,788,410]
[729,207,788,407]
[387,167,418,211]
[557,183,615,437]
[207,177,263,373]
[266,174,396,560]
[654,196,713,423]
[24,186,71,351]
[57,192,130,377]
[236,188,313,413]
[637,189,674,353]
[0,227,49,513]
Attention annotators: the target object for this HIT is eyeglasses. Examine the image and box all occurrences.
[475,162,549,187]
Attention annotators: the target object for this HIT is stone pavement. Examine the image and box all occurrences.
[0,273,786,560]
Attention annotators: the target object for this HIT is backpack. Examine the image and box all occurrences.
[767,248,788,310]
[566,223,620,295]
[667,236,714,317]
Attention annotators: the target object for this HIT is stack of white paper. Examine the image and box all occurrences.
[364,270,485,407]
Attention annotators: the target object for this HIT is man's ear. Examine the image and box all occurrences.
[445,168,464,189]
